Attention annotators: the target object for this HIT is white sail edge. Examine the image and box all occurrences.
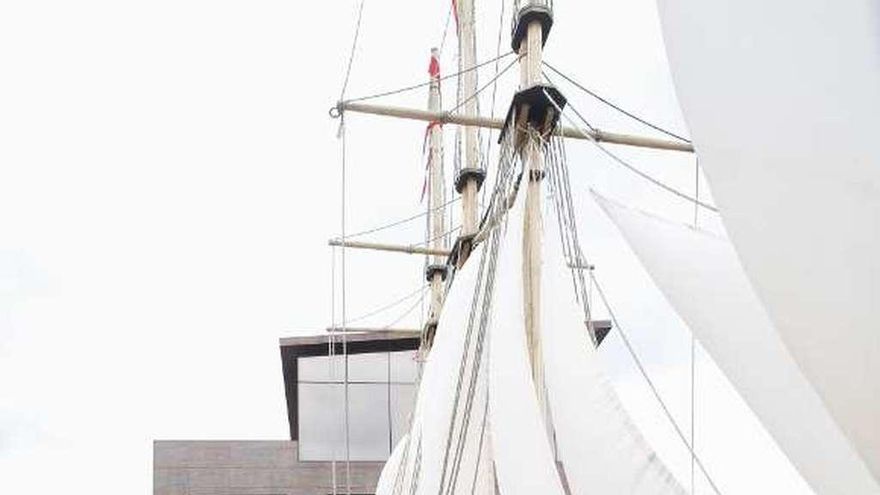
[540,196,687,495]
[594,192,880,495]
[376,434,409,495]
[488,189,566,495]
[655,0,880,479]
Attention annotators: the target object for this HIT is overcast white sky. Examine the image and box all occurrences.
[0,1,811,493]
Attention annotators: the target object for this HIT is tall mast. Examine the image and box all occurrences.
[454,0,485,267]
[514,0,555,404]
[426,48,448,333]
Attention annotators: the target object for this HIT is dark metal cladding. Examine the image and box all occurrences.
[498,84,567,143]
[511,3,554,52]
[425,263,449,282]
[454,166,487,194]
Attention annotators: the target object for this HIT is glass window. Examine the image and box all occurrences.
[298,383,344,461]
[390,383,416,446]
[390,351,418,383]
[347,383,392,460]
[347,352,390,383]
[298,349,419,461]
[298,355,344,382]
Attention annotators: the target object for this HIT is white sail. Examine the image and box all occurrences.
[488,190,565,495]
[376,435,409,495]
[541,198,686,495]
[656,0,880,480]
[596,193,880,495]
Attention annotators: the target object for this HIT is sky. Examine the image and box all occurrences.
[0,0,811,493]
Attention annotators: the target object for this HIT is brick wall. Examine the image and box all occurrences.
[153,440,383,495]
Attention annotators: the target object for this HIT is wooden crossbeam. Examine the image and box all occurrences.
[338,101,694,153]
[328,239,452,257]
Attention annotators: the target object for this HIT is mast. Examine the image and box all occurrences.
[515,0,554,404]
[426,48,448,332]
[454,0,485,267]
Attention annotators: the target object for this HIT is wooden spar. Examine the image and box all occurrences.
[455,0,481,266]
[427,48,446,329]
[337,101,694,153]
[328,239,452,257]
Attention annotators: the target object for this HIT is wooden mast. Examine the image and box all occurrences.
[517,0,551,405]
[426,47,447,330]
[454,0,483,267]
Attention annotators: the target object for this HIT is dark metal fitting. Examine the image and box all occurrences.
[454,167,487,194]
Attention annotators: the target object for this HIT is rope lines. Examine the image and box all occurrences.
[540,89,723,494]
[542,88,719,213]
[543,132,596,344]
[334,1,372,491]
[342,284,429,326]
[543,60,691,143]
[382,296,425,330]
[414,224,462,248]
[480,0,509,210]
[328,246,339,495]
[438,130,520,495]
[448,54,521,116]
[343,197,461,240]
[339,52,514,105]
[439,0,455,54]
[339,121,353,495]
[339,0,367,101]
[589,271,724,495]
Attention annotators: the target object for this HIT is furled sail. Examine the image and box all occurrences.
[596,193,880,495]
[377,241,490,495]
[488,190,565,495]
[379,182,689,495]
[655,0,880,481]
[542,196,686,495]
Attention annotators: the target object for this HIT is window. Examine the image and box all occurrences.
[298,350,417,461]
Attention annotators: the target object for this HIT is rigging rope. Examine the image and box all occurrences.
[413,224,462,248]
[439,0,454,55]
[542,88,719,213]
[344,196,461,240]
[338,52,514,105]
[540,90,722,493]
[335,1,370,491]
[340,121,352,495]
[543,60,692,144]
[480,0,508,210]
[447,54,521,115]
[339,0,367,101]
[589,271,724,495]
[382,296,425,330]
[439,131,519,495]
[343,284,429,326]
[329,246,339,495]
[544,133,596,344]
